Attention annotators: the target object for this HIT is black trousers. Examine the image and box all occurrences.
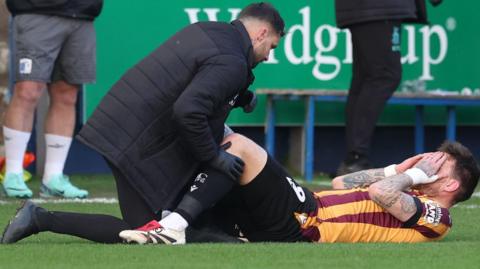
[345,20,402,156]
[36,161,162,243]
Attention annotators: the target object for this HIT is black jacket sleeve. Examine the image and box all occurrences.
[173,54,248,162]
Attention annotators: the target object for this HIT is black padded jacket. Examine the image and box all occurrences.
[77,20,255,213]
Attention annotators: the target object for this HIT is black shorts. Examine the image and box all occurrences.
[216,155,318,242]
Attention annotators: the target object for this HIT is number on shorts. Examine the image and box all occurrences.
[286,177,306,202]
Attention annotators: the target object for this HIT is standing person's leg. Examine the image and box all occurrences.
[2,82,45,198]
[39,80,88,198]
[351,20,402,157]
[345,27,364,152]
[1,162,159,244]
[40,17,97,198]
[339,20,402,175]
[337,26,367,175]
[2,14,66,198]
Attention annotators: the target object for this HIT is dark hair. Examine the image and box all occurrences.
[238,2,285,37]
[438,141,480,203]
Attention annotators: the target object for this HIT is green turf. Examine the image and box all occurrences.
[1,176,479,269]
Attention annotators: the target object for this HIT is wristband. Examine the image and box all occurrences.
[404,168,429,185]
[384,164,397,177]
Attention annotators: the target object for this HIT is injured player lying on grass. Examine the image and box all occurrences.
[2,134,479,244]
[116,134,480,243]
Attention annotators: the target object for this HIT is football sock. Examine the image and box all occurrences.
[43,134,72,183]
[174,167,236,227]
[3,126,31,174]
[159,212,189,231]
[36,209,130,243]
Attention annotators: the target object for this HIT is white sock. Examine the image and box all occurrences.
[43,133,72,184]
[161,210,172,219]
[159,212,189,231]
[3,126,31,174]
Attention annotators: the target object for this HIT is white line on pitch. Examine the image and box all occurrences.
[0,198,118,205]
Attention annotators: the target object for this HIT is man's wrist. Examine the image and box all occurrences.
[384,164,397,177]
[404,168,429,185]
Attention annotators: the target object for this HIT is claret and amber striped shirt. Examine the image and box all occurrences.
[297,188,451,243]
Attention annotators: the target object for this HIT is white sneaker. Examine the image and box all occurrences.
[119,220,185,245]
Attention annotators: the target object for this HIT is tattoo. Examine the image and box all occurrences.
[342,168,385,189]
[370,174,412,208]
[372,189,401,208]
[399,195,417,215]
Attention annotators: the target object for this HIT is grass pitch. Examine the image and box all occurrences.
[0,175,479,269]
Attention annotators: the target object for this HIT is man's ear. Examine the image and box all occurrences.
[256,27,268,42]
[444,178,460,192]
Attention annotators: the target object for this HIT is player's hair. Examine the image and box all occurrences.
[238,2,285,37]
[438,141,480,203]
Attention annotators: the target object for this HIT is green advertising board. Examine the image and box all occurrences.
[86,0,480,126]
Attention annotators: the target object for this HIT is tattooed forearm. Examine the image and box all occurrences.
[342,168,386,189]
[372,191,401,208]
[399,195,417,214]
[369,174,418,221]
[369,174,413,209]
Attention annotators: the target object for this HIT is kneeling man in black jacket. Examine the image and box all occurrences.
[76,1,285,233]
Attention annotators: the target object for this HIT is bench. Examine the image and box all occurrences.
[257,89,480,181]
